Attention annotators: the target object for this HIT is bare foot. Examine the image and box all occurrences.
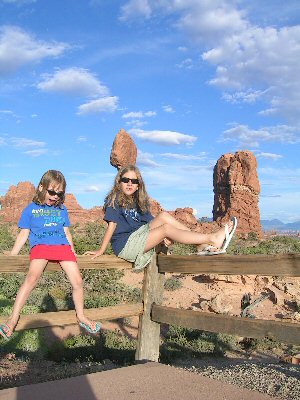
[210,219,234,250]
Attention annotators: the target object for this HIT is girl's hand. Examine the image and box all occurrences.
[91,250,103,259]
[84,250,103,259]
[163,238,173,247]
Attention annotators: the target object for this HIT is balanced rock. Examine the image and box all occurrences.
[110,128,137,169]
[213,150,262,237]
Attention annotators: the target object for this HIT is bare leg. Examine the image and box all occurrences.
[144,219,234,253]
[6,259,48,330]
[149,211,190,232]
[60,261,96,327]
[149,211,211,251]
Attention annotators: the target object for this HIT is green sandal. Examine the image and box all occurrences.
[79,321,101,334]
[0,323,14,341]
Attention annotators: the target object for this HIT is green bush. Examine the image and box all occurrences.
[0,274,24,298]
[0,224,15,252]
[164,277,183,291]
[72,222,113,255]
[228,235,300,255]
[160,326,240,363]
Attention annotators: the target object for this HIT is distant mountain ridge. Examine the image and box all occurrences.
[261,219,300,231]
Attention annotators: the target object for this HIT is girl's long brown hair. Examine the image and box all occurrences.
[105,165,150,213]
[32,170,66,207]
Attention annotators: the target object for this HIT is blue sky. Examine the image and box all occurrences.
[0,0,299,223]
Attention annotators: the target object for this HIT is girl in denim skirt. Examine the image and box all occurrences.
[87,165,237,269]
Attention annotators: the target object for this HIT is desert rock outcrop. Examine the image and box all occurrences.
[110,128,137,169]
[0,183,104,226]
[213,150,262,237]
[0,182,35,223]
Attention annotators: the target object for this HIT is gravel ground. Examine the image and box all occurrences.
[171,357,300,400]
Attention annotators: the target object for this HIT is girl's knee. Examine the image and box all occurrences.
[25,273,40,288]
[158,211,170,222]
[71,276,83,290]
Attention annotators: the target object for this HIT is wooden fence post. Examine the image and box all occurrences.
[135,254,165,362]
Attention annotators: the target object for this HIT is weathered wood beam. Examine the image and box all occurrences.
[135,255,165,362]
[0,255,132,273]
[158,253,300,276]
[0,303,143,331]
[152,305,300,345]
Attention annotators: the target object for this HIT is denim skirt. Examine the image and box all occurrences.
[118,224,155,269]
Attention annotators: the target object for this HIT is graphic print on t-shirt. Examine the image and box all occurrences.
[18,203,71,248]
[124,208,140,222]
[32,208,66,227]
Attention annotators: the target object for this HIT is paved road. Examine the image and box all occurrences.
[0,362,277,400]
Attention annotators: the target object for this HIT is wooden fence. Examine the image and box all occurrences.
[0,253,300,362]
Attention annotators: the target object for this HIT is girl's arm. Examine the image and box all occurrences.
[87,221,117,259]
[64,227,76,253]
[10,229,30,255]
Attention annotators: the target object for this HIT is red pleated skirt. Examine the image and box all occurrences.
[30,245,76,262]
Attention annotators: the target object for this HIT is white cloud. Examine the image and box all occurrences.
[222,89,266,104]
[77,96,119,115]
[162,105,174,113]
[84,185,100,192]
[23,148,47,157]
[176,58,194,69]
[0,26,68,76]
[130,128,197,146]
[161,152,207,160]
[10,137,46,148]
[119,2,300,122]
[77,136,87,143]
[119,0,152,21]
[255,152,283,161]
[222,124,299,147]
[137,150,161,167]
[37,68,108,97]
[122,110,156,119]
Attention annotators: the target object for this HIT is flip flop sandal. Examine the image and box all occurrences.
[79,321,101,334]
[197,245,226,256]
[0,323,14,341]
[220,216,238,252]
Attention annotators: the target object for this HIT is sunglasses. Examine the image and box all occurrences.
[47,189,65,198]
[120,177,139,185]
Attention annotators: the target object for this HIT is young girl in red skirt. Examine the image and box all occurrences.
[0,170,100,340]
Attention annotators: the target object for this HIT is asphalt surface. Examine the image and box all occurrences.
[0,362,277,400]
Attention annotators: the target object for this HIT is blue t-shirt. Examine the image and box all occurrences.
[18,202,71,248]
[104,204,153,255]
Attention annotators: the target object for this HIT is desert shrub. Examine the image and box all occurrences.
[47,331,136,365]
[0,274,24,298]
[228,235,300,255]
[160,326,240,363]
[164,277,183,291]
[72,222,113,254]
[0,224,15,252]
[171,243,197,255]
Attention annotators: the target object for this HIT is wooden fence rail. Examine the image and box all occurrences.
[0,252,300,361]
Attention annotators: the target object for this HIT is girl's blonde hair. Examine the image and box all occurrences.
[33,170,66,207]
[105,165,150,212]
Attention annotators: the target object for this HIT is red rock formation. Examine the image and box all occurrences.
[64,194,104,225]
[0,183,104,226]
[0,182,35,223]
[213,150,262,237]
[169,207,198,229]
[110,128,137,169]
[149,198,164,216]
